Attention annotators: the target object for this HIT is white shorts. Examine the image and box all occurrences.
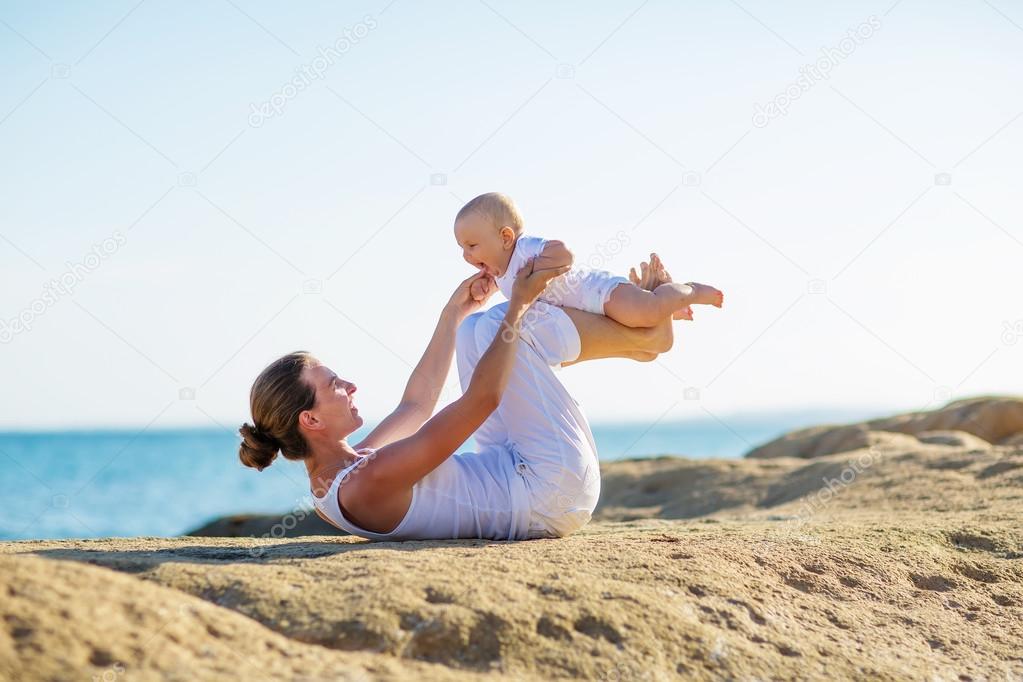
[541,268,631,316]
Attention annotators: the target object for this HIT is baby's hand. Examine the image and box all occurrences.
[470,275,494,302]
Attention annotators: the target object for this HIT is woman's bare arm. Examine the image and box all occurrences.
[354,271,498,451]
[358,272,675,452]
[353,307,459,451]
[364,260,570,491]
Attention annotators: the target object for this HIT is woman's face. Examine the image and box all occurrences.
[303,363,363,437]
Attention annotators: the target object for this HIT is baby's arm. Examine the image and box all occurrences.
[534,240,574,270]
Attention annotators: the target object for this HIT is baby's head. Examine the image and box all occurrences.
[453,192,523,277]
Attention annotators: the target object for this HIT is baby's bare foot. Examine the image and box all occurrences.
[674,305,693,321]
[682,282,724,308]
[647,252,718,318]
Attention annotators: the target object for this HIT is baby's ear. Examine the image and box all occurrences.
[500,226,516,248]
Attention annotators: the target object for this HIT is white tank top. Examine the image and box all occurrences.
[310,447,533,541]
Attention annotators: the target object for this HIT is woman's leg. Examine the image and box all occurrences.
[460,298,677,536]
[455,311,510,451]
[560,305,674,366]
[470,301,600,537]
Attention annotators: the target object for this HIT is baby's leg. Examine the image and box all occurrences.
[605,280,723,327]
[603,282,689,328]
[603,283,667,328]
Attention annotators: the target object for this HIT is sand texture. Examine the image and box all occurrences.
[2,398,1021,681]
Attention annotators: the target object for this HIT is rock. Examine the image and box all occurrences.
[746,396,1022,459]
[916,430,992,450]
[188,513,346,538]
[2,515,1020,681]
[5,398,1022,680]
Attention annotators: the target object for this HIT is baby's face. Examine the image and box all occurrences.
[454,213,515,277]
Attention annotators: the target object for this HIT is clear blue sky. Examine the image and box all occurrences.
[1,0,1020,430]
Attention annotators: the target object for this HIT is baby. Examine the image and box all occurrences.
[453,192,723,326]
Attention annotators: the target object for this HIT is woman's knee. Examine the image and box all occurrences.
[474,304,508,349]
[456,312,485,358]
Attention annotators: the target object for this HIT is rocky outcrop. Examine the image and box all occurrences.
[3,398,1022,681]
[745,396,1023,459]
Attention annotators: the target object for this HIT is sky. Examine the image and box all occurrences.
[1,0,1021,432]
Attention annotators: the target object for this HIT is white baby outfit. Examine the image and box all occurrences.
[494,235,630,315]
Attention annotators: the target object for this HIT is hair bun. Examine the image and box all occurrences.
[238,422,280,471]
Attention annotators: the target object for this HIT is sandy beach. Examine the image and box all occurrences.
[2,397,1021,681]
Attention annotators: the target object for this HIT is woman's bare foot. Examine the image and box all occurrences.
[624,254,674,357]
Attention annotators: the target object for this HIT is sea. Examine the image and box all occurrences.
[0,409,874,541]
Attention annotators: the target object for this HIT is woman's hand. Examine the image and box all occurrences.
[445,270,497,319]
[509,257,571,310]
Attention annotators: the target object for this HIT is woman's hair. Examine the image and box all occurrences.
[238,351,319,471]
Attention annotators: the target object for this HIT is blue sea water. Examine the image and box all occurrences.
[0,410,870,541]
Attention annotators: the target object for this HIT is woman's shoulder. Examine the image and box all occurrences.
[310,452,374,500]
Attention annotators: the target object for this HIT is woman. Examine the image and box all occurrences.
[238,256,675,541]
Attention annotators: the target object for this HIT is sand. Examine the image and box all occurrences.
[2,397,1021,681]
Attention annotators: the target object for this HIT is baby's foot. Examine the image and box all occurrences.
[674,305,693,321]
[682,282,724,308]
[640,253,696,321]
[650,254,723,309]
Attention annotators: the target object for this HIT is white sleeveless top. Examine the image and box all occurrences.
[310,447,533,541]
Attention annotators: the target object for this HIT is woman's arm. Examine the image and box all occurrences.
[354,271,495,451]
[364,259,570,490]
